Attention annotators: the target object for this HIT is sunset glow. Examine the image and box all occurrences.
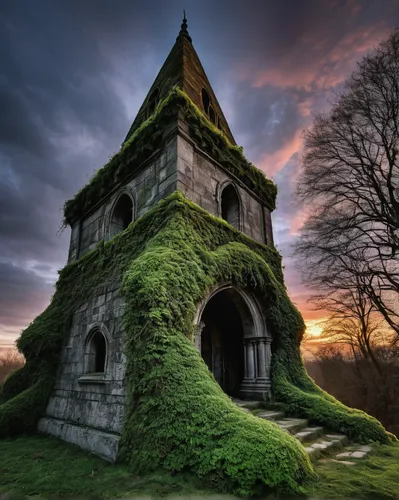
[305,319,326,337]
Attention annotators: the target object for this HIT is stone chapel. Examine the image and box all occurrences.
[37,15,276,461]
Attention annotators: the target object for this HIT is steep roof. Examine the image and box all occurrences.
[123,15,236,145]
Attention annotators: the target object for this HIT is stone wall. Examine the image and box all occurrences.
[176,134,273,245]
[38,282,127,461]
[68,136,179,262]
[68,131,274,264]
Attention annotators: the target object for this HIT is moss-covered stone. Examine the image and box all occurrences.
[0,192,392,496]
[63,89,278,226]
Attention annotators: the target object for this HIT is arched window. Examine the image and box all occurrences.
[110,194,134,237]
[209,106,216,124]
[201,88,210,115]
[85,330,107,374]
[147,88,160,118]
[221,184,241,229]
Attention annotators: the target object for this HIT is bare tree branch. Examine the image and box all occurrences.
[296,29,399,336]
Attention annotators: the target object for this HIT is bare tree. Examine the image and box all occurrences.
[296,28,399,335]
[0,349,25,383]
[319,282,386,374]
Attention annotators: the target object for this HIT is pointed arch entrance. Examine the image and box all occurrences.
[194,285,272,400]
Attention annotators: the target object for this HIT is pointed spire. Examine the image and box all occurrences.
[177,9,192,43]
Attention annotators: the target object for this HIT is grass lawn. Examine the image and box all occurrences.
[0,435,212,499]
[0,435,398,499]
[304,443,399,500]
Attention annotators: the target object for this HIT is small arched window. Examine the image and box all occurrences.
[201,88,210,115]
[85,330,107,374]
[221,184,241,230]
[147,88,160,118]
[110,194,134,237]
[209,106,216,124]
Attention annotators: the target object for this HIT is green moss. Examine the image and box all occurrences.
[0,435,214,499]
[304,443,399,499]
[63,89,277,226]
[2,436,398,499]
[0,192,392,496]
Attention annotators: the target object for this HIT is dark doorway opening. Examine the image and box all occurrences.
[200,288,246,396]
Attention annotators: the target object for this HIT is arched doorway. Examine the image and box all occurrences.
[195,285,272,400]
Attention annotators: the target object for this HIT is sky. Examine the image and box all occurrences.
[1,0,399,348]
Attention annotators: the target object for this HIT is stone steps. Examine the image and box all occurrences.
[232,398,375,466]
[232,398,350,461]
[305,434,348,460]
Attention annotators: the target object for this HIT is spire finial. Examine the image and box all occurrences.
[177,9,192,43]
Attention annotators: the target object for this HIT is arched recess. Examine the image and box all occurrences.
[201,88,210,115]
[109,192,135,238]
[193,284,272,399]
[208,106,216,124]
[83,323,111,375]
[147,88,160,118]
[217,181,243,231]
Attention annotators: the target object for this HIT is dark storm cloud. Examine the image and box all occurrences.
[0,261,53,345]
[1,0,399,345]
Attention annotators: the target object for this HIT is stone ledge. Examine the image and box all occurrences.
[38,417,120,462]
[78,374,107,385]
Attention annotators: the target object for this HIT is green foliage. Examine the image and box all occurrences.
[63,88,277,226]
[0,192,392,496]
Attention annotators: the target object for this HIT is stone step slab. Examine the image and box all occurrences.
[294,426,325,442]
[305,434,347,460]
[336,444,371,460]
[275,418,309,434]
[257,410,285,420]
[324,434,348,446]
[232,399,262,410]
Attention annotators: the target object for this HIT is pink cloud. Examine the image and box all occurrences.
[238,23,390,92]
[289,208,310,236]
[257,128,303,177]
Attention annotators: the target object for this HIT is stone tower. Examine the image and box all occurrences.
[2,16,386,490]
[37,16,276,461]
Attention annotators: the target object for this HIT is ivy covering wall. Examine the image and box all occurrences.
[63,89,278,226]
[0,193,392,496]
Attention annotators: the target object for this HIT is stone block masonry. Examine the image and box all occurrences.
[38,283,126,461]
